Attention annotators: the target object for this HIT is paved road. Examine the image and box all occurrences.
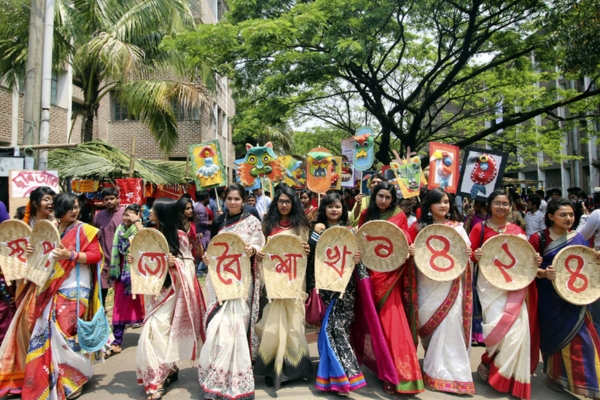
[77,327,582,400]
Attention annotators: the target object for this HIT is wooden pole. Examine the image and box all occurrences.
[128,137,136,178]
[214,187,222,212]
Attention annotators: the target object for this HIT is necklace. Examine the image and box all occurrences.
[276,219,292,230]
[486,220,507,234]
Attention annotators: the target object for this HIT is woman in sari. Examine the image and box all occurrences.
[105,204,145,358]
[407,188,474,394]
[199,183,265,400]
[354,182,424,395]
[529,198,600,399]
[254,184,312,389]
[136,198,205,400]
[470,189,541,400]
[307,192,365,395]
[177,197,203,265]
[19,193,102,399]
[0,186,56,396]
[300,189,317,222]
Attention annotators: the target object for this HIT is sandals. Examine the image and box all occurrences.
[477,362,489,382]
[383,382,396,395]
[67,387,83,399]
[104,344,122,359]
[146,387,164,400]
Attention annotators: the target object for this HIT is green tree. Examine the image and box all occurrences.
[293,126,350,156]
[167,0,600,165]
[0,0,214,154]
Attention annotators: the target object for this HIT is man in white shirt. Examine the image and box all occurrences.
[253,186,272,216]
[536,190,547,214]
[524,196,546,238]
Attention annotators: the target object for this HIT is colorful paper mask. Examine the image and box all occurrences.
[353,126,375,171]
[306,147,333,194]
[279,155,306,188]
[390,156,427,199]
[189,140,228,189]
[468,154,498,198]
[238,142,284,187]
[428,142,459,193]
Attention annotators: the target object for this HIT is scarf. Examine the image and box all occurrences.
[109,223,138,294]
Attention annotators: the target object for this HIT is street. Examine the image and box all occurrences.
[78,326,582,400]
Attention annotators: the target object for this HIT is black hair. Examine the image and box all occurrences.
[316,192,348,227]
[486,189,511,214]
[151,198,182,257]
[15,206,26,220]
[529,196,541,209]
[224,183,247,202]
[300,189,313,199]
[146,197,156,207]
[125,204,141,214]
[176,197,196,224]
[545,198,574,227]
[262,184,308,237]
[371,172,387,183]
[195,190,210,202]
[53,193,79,219]
[416,188,461,231]
[247,193,256,200]
[180,193,192,200]
[365,182,398,222]
[29,186,56,216]
[101,187,119,199]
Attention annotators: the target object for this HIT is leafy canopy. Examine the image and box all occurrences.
[167,0,600,165]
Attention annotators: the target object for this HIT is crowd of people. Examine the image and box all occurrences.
[0,178,599,400]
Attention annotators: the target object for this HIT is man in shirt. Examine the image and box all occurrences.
[93,188,124,303]
[576,204,600,333]
[253,186,272,217]
[524,196,546,238]
[194,190,211,250]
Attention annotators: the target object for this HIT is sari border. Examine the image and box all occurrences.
[418,277,460,339]
[423,372,475,394]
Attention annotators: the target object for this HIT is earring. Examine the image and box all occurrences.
[446,213,451,219]
[427,211,432,217]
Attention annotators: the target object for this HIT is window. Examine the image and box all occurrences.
[51,72,58,106]
[111,94,135,121]
[217,0,226,20]
[173,100,201,121]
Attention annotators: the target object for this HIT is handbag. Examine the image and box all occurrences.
[75,225,110,353]
[305,287,326,326]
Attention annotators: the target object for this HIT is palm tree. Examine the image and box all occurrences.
[0,0,214,154]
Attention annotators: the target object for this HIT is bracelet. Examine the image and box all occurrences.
[69,250,75,261]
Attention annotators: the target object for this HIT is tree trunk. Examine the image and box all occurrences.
[375,128,392,165]
[81,109,95,143]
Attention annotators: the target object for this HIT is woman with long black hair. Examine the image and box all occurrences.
[199,183,265,400]
[407,188,474,394]
[254,184,312,389]
[136,198,205,400]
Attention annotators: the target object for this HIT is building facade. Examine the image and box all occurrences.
[0,0,235,178]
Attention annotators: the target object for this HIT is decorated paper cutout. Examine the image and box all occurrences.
[306,147,333,194]
[353,127,375,171]
[279,155,306,189]
[189,140,228,189]
[428,142,460,193]
[390,156,427,199]
[330,156,343,190]
[237,142,284,187]
[457,147,509,202]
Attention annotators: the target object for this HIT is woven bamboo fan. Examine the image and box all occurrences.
[26,220,60,287]
[315,226,357,295]
[0,220,32,282]
[552,245,600,305]
[206,232,251,303]
[414,224,468,282]
[479,235,537,291]
[356,220,409,272]
[130,228,170,296]
[262,234,307,299]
